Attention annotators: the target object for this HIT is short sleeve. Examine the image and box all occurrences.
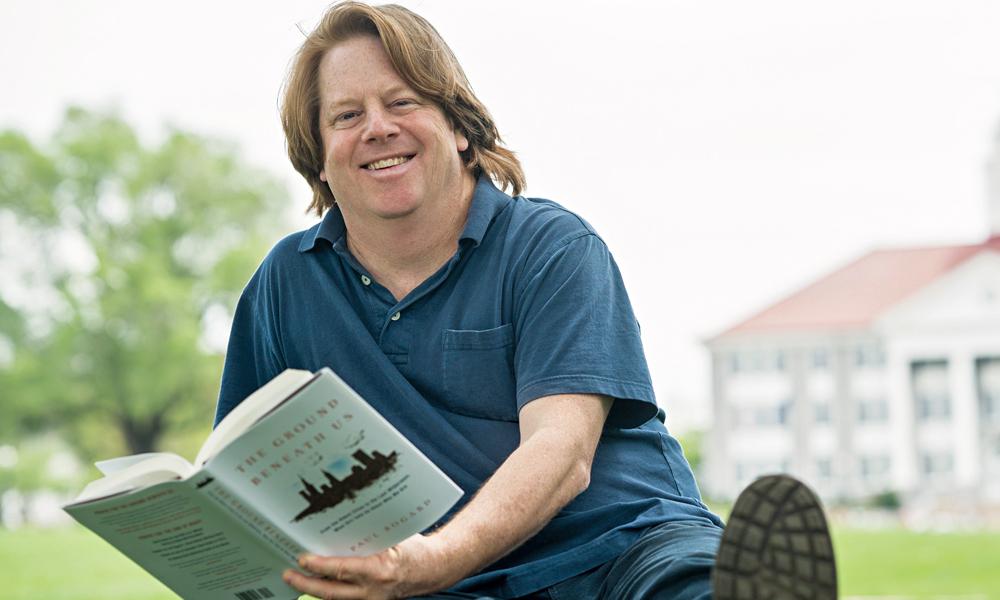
[512,232,657,428]
[213,266,286,427]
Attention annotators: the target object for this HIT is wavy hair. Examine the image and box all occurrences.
[281,1,525,215]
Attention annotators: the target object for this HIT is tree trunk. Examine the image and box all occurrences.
[119,412,165,455]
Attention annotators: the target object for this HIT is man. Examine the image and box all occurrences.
[215,3,837,598]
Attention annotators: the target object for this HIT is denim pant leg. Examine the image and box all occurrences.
[410,592,505,599]
[549,520,723,600]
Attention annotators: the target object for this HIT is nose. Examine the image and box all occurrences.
[363,106,400,143]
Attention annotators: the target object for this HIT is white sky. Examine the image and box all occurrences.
[3,0,1000,432]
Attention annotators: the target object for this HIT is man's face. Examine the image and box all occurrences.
[317,35,470,222]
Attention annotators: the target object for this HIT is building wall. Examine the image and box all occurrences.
[705,332,886,501]
[705,251,1000,504]
[878,251,1000,501]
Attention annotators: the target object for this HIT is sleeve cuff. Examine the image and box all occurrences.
[516,375,659,429]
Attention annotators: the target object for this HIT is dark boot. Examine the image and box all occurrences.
[712,475,837,600]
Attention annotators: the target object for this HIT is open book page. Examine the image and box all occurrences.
[69,369,314,505]
[195,369,314,467]
[96,452,182,476]
[71,454,196,504]
[206,368,464,556]
[64,478,300,600]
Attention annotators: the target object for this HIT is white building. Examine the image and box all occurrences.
[704,132,1000,507]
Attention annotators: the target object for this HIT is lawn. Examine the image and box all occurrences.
[0,525,997,599]
[833,527,1000,599]
[0,526,176,600]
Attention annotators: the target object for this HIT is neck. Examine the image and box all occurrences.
[343,173,477,300]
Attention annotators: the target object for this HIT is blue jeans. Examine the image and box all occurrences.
[414,520,723,600]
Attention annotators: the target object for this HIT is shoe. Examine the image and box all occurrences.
[712,474,837,600]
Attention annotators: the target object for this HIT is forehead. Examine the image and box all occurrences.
[318,36,408,103]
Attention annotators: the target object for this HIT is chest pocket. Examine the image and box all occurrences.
[441,324,518,422]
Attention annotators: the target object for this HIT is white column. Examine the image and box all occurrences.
[887,344,917,491]
[707,350,733,499]
[950,351,979,488]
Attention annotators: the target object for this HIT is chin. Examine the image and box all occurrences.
[365,188,424,217]
[370,201,421,220]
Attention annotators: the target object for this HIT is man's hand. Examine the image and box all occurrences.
[283,533,454,600]
[284,393,612,599]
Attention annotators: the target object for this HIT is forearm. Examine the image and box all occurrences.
[428,422,595,586]
[284,394,611,600]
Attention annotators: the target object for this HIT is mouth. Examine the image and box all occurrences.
[362,155,415,171]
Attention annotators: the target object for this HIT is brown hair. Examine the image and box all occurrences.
[281,1,525,215]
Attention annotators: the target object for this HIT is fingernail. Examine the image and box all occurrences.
[299,555,311,568]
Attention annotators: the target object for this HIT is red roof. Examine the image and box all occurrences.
[716,235,1000,337]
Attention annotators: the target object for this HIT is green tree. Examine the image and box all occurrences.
[0,107,288,460]
[677,429,704,475]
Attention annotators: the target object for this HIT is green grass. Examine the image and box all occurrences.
[0,524,998,598]
[834,527,1000,599]
[0,526,176,600]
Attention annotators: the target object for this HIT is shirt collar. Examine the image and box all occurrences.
[298,203,347,253]
[297,174,509,253]
[459,175,509,248]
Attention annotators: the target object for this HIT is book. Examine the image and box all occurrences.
[63,368,464,600]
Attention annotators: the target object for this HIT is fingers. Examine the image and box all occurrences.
[283,568,365,600]
[303,553,380,582]
[302,554,352,583]
[306,551,401,585]
[283,553,401,600]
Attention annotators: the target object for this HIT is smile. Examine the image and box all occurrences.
[364,155,414,170]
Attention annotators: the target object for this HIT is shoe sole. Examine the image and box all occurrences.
[712,474,837,600]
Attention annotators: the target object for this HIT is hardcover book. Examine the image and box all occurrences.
[63,368,463,600]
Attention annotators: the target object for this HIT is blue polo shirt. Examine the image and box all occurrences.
[215,176,721,597]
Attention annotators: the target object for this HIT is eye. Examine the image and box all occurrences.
[333,111,360,126]
[391,98,415,108]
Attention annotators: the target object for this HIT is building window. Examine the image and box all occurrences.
[912,360,951,421]
[811,348,829,369]
[855,344,886,368]
[815,458,832,479]
[976,357,1000,423]
[920,452,954,476]
[814,402,832,425]
[736,461,787,485]
[751,404,790,427]
[776,401,791,426]
[731,398,794,430]
[857,397,889,424]
[729,350,788,374]
[859,455,891,478]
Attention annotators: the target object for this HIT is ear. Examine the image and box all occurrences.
[455,130,469,153]
[319,169,327,182]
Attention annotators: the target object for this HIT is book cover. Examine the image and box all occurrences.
[64,368,464,600]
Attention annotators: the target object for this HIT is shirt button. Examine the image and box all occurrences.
[360,275,371,286]
[390,312,401,321]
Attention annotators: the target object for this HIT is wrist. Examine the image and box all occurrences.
[421,531,468,589]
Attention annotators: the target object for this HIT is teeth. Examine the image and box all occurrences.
[366,156,411,170]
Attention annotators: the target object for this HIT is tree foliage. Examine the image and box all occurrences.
[0,107,288,459]
[677,429,704,476]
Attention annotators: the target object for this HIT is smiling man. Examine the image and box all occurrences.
[214,3,837,599]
